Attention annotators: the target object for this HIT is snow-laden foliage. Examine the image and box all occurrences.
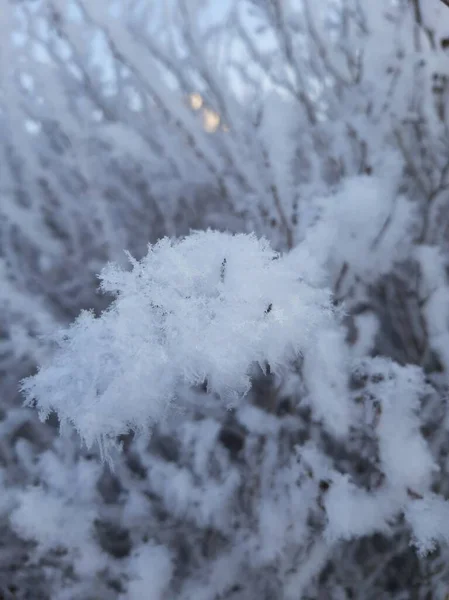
[19,230,449,598]
[23,231,345,451]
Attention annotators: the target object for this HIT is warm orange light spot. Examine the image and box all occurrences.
[189,92,203,110]
[203,108,220,132]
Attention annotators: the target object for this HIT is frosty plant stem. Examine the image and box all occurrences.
[21,231,345,454]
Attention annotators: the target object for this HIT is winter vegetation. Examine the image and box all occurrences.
[1,0,449,598]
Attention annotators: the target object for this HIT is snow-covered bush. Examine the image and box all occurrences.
[1,0,449,598]
[17,230,449,599]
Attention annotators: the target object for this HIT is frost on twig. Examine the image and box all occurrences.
[22,231,348,455]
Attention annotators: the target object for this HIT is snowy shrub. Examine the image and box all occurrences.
[1,0,449,598]
[19,230,449,598]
